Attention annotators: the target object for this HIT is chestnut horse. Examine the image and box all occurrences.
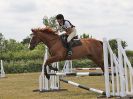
[29,27,104,79]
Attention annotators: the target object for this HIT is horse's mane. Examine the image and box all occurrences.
[32,27,58,36]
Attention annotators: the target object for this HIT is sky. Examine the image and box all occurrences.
[0,0,133,50]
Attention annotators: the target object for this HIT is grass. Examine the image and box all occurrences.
[0,72,115,99]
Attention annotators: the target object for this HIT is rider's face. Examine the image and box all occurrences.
[57,19,63,25]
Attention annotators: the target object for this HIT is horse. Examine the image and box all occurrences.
[29,27,104,79]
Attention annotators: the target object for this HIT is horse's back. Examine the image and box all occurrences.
[80,38,103,47]
[80,38,103,57]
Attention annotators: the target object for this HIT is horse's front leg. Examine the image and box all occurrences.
[44,64,50,80]
[49,64,58,71]
[44,55,62,79]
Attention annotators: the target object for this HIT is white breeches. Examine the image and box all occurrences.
[67,28,77,42]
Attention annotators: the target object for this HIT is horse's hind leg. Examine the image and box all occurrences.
[87,55,104,72]
[94,59,104,72]
[90,56,113,83]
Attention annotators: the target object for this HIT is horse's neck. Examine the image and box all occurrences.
[40,33,60,49]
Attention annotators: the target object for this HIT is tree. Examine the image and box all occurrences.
[0,33,5,45]
[80,33,92,38]
[43,16,58,30]
[21,36,30,44]
[4,39,24,52]
[0,33,5,59]
[109,39,127,53]
[0,33,4,41]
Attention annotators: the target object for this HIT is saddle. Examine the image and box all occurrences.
[60,34,82,48]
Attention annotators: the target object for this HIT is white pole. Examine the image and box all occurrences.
[63,60,72,73]
[103,38,110,97]
[115,59,120,96]
[0,60,5,78]
[66,61,69,73]
[124,58,129,93]
[56,62,60,89]
[39,75,42,91]
[110,54,115,96]
[117,39,126,97]
[70,60,73,73]
[62,61,67,73]
[129,69,133,93]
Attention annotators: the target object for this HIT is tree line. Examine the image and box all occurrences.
[0,33,133,74]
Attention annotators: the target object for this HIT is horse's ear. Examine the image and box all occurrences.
[31,29,35,32]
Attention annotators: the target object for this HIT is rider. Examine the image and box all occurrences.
[56,14,77,56]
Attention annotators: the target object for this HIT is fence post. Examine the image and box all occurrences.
[117,39,126,97]
[103,38,110,97]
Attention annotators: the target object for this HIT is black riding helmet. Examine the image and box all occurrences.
[56,14,64,20]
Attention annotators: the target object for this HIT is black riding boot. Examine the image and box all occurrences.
[67,42,72,56]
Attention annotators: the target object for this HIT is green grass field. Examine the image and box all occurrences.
[0,72,115,99]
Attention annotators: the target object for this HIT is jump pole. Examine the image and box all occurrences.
[47,72,104,76]
[74,67,111,70]
[60,78,106,95]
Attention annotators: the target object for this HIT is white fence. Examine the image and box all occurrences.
[103,38,133,97]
